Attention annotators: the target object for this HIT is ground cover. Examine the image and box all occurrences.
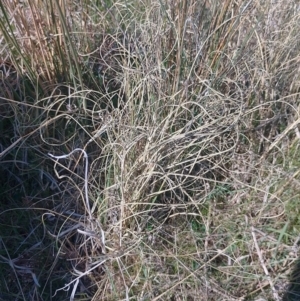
[0,0,300,300]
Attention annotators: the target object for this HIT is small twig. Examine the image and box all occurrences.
[264,114,300,157]
[251,226,280,301]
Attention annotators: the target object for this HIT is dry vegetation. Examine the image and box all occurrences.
[1,0,300,300]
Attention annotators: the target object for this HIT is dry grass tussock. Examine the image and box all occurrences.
[1,0,300,300]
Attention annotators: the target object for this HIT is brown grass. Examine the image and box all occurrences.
[1,0,300,300]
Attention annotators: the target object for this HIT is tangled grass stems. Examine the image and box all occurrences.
[48,149,91,219]
[1,0,300,300]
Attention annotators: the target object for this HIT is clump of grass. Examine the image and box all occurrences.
[1,0,300,300]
